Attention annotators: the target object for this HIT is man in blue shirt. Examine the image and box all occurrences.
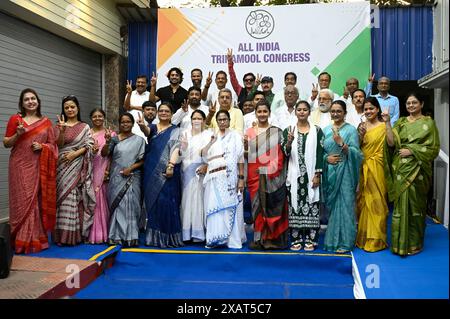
[365,75,399,126]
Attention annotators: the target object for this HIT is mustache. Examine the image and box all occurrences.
[319,103,330,111]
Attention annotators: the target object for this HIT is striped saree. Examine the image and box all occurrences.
[54,122,95,245]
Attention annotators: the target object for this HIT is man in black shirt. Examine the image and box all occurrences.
[150,67,188,112]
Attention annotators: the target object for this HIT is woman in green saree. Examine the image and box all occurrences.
[384,93,440,256]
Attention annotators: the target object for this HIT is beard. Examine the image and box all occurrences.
[319,103,330,112]
[190,98,200,107]
[144,115,155,123]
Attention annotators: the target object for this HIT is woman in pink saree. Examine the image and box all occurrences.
[3,88,58,254]
[88,108,115,244]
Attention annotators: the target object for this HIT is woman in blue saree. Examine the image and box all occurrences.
[101,113,145,247]
[142,102,184,248]
[322,100,362,253]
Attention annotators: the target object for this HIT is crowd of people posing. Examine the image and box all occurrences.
[3,64,440,258]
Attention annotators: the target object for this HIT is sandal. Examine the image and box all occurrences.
[249,241,264,250]
[304,243,315,251]
[290,244,302,251]
[407,249,422,256]
[336,248,349,253]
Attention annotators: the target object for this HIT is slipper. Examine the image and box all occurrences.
[304,244,315,251]
[290,244,302,251]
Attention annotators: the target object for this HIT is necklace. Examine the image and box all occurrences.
[408,115,424,122]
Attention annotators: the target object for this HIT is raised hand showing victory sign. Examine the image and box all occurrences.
[56,114,67,132]
[343,86,350,99]
[92,138,100,154]
[209,101,217,115]
[227,48,233,63]
[16,119,26,136]
[311,83,319,101]
[181,99,189,113]
[287,126,295,145]
[205,71,213,87]
[151,72,157,87]
[255,74,262,87]
[381,107,391,123]
[126,80,133,94]
[104,126,113,143]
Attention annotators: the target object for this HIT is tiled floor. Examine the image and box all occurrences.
[0,256,96,299]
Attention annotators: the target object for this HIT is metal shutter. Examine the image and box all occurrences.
[0,12,102,222]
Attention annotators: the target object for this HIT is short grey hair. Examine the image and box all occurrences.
[219,88,233,99]
[319,88,334,100]
[284,85,299,95]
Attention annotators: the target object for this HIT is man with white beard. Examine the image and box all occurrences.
[309,89,334,129]
[308,72,341,111]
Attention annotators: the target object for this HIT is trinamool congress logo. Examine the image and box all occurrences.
[245,10,275,39]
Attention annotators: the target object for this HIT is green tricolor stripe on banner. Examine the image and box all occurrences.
[322,27,371,96]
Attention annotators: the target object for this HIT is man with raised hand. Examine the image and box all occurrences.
[150,67,188,112]
[346,89,367,128]
[172,86,210,131]
[365,74,399,126]
[123,75,150,140]
[206,88,244,134]
[202,70,238,108]
[227,48,257,110]
[341,77,360,105]
[308,72,340,111]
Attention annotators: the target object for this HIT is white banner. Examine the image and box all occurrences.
[157,2,371,98]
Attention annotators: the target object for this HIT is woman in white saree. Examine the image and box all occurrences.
[201,110,246,249]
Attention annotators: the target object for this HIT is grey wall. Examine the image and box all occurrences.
[0,11,102,221]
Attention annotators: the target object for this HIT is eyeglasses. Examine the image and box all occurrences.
[244,78,254,82]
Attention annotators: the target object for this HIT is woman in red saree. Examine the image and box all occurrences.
[3,88,58,254]
[245,100,289,250]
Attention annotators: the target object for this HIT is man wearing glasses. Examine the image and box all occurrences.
[207,88,244,134]
[227,48,257,110]
[271,72,306,114]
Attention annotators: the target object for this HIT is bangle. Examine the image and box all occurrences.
[339,143,344,148]
[238,175,245,180]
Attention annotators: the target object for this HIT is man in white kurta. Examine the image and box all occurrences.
[123,75,150,141]
[172,86,210,133]
[272,85,300,131]
[310,89,334,129]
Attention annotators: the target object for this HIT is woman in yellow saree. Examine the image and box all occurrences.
[356,97,388,252]
[384,93,440,256]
